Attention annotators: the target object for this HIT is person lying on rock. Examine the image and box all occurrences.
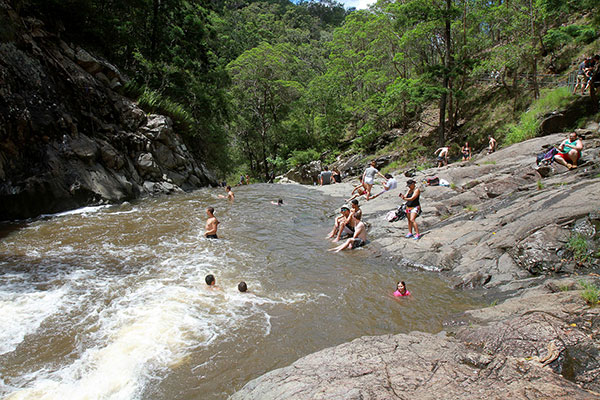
[328,215,367,252]
[346,183,367,202]
[370,173,398,199]
[553,132,583,170]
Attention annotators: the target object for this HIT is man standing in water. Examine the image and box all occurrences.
[329,214,367,252]
[205,207,219,239]
[219,186,235,201]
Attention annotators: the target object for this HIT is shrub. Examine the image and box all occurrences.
[464,204,478,212]
[503,87,573,145]
[287,149,320,167]
[579,280,600,305]
[567,233,592,264]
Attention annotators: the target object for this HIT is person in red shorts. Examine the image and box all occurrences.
[554,132,583,170]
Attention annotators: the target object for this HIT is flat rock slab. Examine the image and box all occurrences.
[231,332,599,400]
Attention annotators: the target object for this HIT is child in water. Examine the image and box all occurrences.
[394,281,410,297]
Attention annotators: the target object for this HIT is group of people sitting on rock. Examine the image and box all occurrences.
[318,166,342,185]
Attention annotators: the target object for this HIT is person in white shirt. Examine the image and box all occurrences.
[369,173,397,200]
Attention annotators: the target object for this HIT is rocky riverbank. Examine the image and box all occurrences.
[232,129,600,399]
[0,1,217,221]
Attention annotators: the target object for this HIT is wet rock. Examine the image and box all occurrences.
[513,225,570,275]
[231,332,598,400]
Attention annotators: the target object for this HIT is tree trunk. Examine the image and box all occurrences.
[438,0,452,146]
[529,0,539,99]
[150,0,161,61]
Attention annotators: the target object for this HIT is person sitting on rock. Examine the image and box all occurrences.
[332,168,342,183]
[393,281,411,297]
[320,166,333,185]
[346,183,367,202]
[327,206,353,239]
[350,199,362,221]
[328,215,367,252]
[554,132,583,170]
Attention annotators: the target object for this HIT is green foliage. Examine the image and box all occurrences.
[504,87,573,145]
[464,204,478,212]
[288,149,320,167]
[578,280,600,305]
[537,180,544,190]
[544,25,598,50]
[567,234,592,264]
[482,161,497,165]
[381,161,401,175]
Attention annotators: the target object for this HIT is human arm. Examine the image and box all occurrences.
[403,188,420,202]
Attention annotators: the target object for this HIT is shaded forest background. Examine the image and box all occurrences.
[10,0,600,181]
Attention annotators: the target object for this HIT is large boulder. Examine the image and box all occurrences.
[284,160,322,184]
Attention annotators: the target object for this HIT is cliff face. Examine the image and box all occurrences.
[0,2,217,221]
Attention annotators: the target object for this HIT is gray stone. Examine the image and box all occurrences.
[136,152,161,179]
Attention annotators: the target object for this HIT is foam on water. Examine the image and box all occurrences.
[1,224,309,400]
[0,285,67,355]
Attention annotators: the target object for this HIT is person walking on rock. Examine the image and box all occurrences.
[400,179,421,240]
[362,160,386,200]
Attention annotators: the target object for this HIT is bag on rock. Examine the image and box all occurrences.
[536,147,558,166]
[387,203,407,223]
[425,176,439,186]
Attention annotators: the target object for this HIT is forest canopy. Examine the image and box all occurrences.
[11,0,600,180]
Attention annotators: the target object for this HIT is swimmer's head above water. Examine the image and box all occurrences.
[238,281,247,292]
[205,274,215,286]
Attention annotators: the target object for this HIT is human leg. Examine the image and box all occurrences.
[567,149,580,167]
[553,153,572,169]
[328,238,352,252]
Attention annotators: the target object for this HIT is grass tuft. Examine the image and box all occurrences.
[567,233,592,264]
[579,280,600,305]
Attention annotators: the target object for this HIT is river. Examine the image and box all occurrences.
[0,184,482,399]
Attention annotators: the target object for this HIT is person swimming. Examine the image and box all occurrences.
[206,274,215,286]
[393,281,411,297]
[271,199,284,205]
[238,281,248,292]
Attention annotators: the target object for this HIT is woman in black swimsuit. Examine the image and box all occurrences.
[400,179,421,240]
[461,141,471,161]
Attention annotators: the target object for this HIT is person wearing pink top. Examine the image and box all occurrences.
[393,281,411,297]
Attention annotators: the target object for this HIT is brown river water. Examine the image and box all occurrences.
[0,184,483,399]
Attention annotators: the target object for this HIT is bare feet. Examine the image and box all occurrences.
[569,164,578,170]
